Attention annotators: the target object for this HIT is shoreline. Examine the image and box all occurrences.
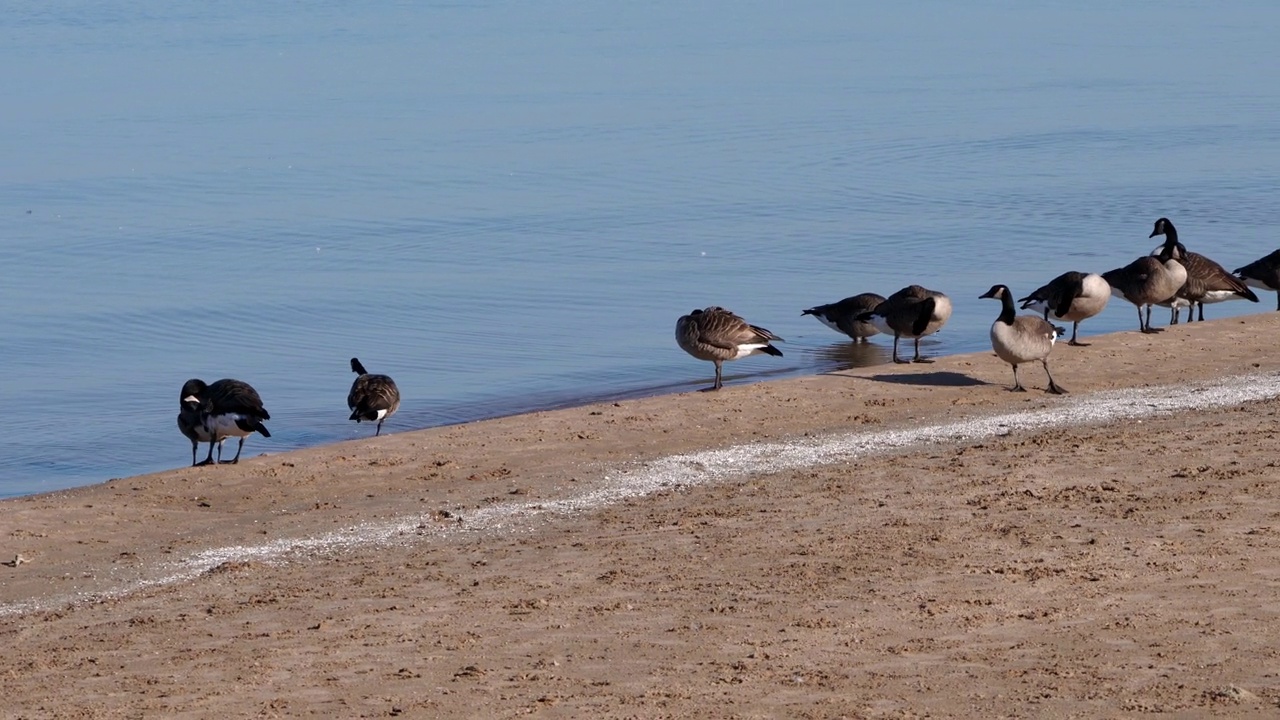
[4,311,1280,716]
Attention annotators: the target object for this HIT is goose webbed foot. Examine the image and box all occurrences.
[1067,340,1090,347]
[1141,327,1163,334]
[912,358,934,364]
[1047,383,1067,395]
[194,458,215,467]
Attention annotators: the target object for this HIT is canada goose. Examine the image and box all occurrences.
[177,379,222,467]
[1149,217,1258,321]
[855,285,952,363]
[1101,227,1187,333]
[1235,249,1280,311]
[187,378,271,465]
[801,292,886,341]
[348,358,401,436]
[675,306,784,391]
[980,284,1066,394]
[1016,271,1110,346]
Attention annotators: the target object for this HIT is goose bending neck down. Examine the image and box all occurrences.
[854,285,952,364]
[1016,271,1110,347]
[980,284,1066,395]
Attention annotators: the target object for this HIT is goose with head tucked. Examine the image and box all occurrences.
[1101,225,1187,333]
[981,284,1067,394]
[801,292,886,342]
[676,306,784,391]
[855,285,952,363]
[1149,217,1258,322]
[1016,271,1110,346]
[1235,249,1280,311]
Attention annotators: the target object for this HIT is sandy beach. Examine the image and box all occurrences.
[4,312,1280,718]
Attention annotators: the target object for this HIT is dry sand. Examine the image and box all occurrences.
[4,312,1280,718]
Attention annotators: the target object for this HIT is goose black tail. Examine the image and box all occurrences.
[761,345,783,357]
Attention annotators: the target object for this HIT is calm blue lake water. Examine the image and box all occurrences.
[3,1,1280,497]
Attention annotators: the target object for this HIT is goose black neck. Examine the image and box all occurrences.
[1157,223,1181,260]
[997,292,1016,325]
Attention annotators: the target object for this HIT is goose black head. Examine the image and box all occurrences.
[979,284,1009,300]
[179,378,208,408]
[1149,217,1174,239]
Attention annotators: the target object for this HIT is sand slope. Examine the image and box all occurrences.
[4,313,1280,717]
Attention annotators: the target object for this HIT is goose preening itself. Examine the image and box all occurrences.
[1148,217,1258,321]
[1016,271,1110,346]
[1235,249,1280,311]
[348,358,401,437]
[177,379,222,467]
[675,306,784,391]
[801,292,886,342]
[980,284,1067,394]
[1101,226,1187,333]
[855,285,952,364]
[181,378,271,465]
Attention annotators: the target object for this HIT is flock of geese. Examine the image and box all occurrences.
[172,216,1280,468]
[676,217,1280,393]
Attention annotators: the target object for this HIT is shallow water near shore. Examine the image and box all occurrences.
[3,1,1280,496]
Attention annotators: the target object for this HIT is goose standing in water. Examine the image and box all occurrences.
[186,378,271,465]
[980,284,1067,394]
[1235,249,1280,311]
[348,358,401,437]
[801,292,886,342]
[1016,271,1110,346]
[1101,226,1187,333]
[855,285,952,363]
[675,306,784,391]
[1149,217,1258,321]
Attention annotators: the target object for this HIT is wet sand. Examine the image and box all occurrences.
[4,312,1280,718]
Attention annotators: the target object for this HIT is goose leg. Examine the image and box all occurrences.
[1197,302,1205,322]
[701,361,724,391]
[1068,321,1089,347]
[375,418,384,437]
[1010,364,1026,392]
[190,440,199,467]
[892,335,909,364]
[198,434,217,466]
[1169,306,1179,325]
[1043,360,1066,394]
[1141,304,1162,333]
[222,437,246,464]
[912,337,934,363]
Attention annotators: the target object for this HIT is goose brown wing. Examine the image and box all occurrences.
[350,374,401,418]
[1185,251,1259,300]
